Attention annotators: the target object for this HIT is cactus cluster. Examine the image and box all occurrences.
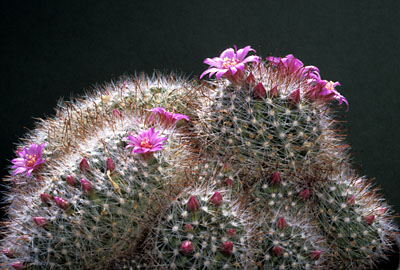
[1,46,398,269]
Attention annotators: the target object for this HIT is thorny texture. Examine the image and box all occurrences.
[1,48,398,270]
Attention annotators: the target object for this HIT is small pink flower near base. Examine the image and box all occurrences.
[221,241,233,255]
[364,215,375,225]
[310,250,323,260]
[209,191,223,206]
[149,107,189,126]
[125,127,167,159]
[11,143,46,178]
[180,241,194,254]
[272,245,283,257]
[277,217,287,230]
[33,217,48,227]
[200,45,260,81]
[270,172,281,186]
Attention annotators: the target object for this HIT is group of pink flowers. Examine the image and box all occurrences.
[200,45,348,110]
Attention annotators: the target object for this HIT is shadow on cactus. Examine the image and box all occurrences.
[1,46,398,270]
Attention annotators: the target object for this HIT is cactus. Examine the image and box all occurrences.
[1,45,398,270]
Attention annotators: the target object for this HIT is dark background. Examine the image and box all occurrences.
[1,0,399,267]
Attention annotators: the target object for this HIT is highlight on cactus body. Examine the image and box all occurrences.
[1,45,398,269]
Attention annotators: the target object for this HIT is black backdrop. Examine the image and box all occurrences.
[1,0,399,261]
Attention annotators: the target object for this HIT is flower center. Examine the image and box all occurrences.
[25,154,37,167]
[140,137,153,149]
[222,57,239,69]
[325,81,335,90]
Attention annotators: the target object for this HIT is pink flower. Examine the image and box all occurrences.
[187,195,200,212]
[270,172,281,186]
[364,215,375,225]
[112,108,123,118]
[33,217,48,227]
[180,241,194,254]
[149,107,189,126]
[305,79,349,111]
[267,54,320,81]
[125,127,167,154]
[209,191,223,206]
[221,241,233,255]
[11,143,45,178]
[53,196,69,210]
[106,157,115,172]
[200,45,260,80]
[81,178,94,194]
[272,245,283,257]
[277,217,286,230]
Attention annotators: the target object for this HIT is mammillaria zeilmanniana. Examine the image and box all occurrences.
[1,46,397,269]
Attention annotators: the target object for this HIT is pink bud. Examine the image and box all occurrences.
[33,217,47,227]
[53,196,69,210]
[225,178,233,186]
[299,188,310,200]
[270,172,281,186]
[11,262,24,270]
[277,217,286,230]
[180,241,194,254]
[106,157,115,172]
[378,207,388,215]
[269,85,279,97]
[40,193,52,203]
[65,175,76,187]
[347,195,355,205]
[310,250,323,260]
[227,228,236,237]
[112,108,122,118]
[79,157,90,172]
[81,179,94,194]
[221,241,233,255]
[209,191,223,206]
[272,245,283,257]
[364,215,375,225]
[288,88,301,104]
[184,224,193,231]
[2,249,14,258]
[246,72,256,86]
[253,82,267,99]
[187,195,200,212]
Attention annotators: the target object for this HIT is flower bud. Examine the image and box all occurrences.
[288,88,301,104]
[11,262,23,270]
[364,215,375,225]
[299,188,310,200]
[66,175,76,187]
[270,172,281,186]
[79,157,90,172]
[112,108,122,118]
[269,85,279,97]
[53,196,69,210]
[184,224,193,231]
[40,193,52,203]
[378,207,388,215]
[187,195,200,212]
[81,178,94,194]
[310,250,323,260]
[227,228,236,237]
[221,241,233,255]
[180,241,194,254]
[253,82,267,99]
[106,157,115,172]
[33,217,47,227]
[209,191,223,206]
[225,178,233,186]
[272,245,283,257]
[277,217,286,230]
[2,248,14,258]
[245,72,256,86]
[347,195,355,205]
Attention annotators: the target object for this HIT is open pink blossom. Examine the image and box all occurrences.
[11,143,45,178]
[149,107,189,126]
[200,45,260,80]
[267,54,320,81]
[305,79,349,111]
[125,127,167,154]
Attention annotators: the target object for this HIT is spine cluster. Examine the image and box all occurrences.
[1,46,397,270]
